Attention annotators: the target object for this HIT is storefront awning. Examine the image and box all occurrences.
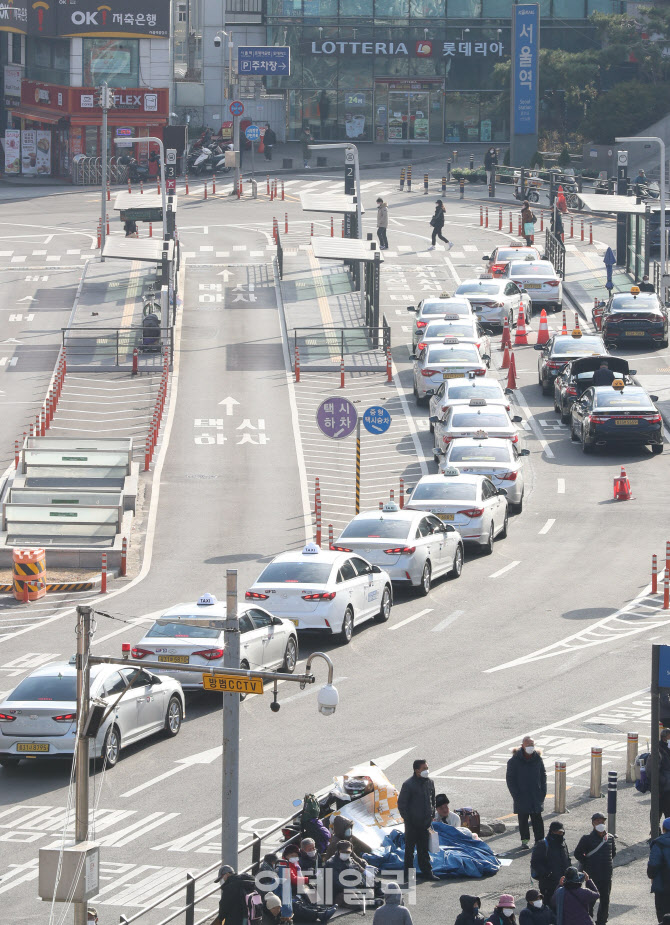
[70,114,167,126]
[11,107,65,125]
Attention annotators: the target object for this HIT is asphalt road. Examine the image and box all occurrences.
[0,173,666,925]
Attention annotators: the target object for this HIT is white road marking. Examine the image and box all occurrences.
[489,560,520,579]
[513,389,555,459]
[431,609,464,632]
[557,478,565,493]
[389,608,433,631]
[121,747,224,798]
[539,518,555,535]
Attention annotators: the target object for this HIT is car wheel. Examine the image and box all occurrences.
[541,380,552,396]
[101,724,120,769]
[553,393,561,413]
[483,523,494,555]
[560,408,571,425]
[375,586,392,622]
[282,636,298,672]
[419,561,432,596]
[652,444,664,455]
[581,426,593,454]
[449,544,464,579]
[512,494,524,514]
[570,421,578,441]
[500,508,509,539]
[239,660,250,700]
[0,757,20,768]
[164,696,182,738]
[340,608,354,643]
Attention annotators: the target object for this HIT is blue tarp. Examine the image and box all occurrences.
[362,821,501,879]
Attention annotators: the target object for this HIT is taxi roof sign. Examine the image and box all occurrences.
[382,501,400,512]
[303,543,320,555]
[439,292,450,299]
[571,328,583,338]
[443,466,460,477]
[473,429,489,438]
[469,398,487,406]
[197,593,217,606]
[630,286,640,295]
[443,336,460,344]
[612,378,625,390]
[443,314,462,321]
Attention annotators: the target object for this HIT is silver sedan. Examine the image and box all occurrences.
[454,278,532,329]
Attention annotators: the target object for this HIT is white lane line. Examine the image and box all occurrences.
[489,560,520,579]
[557,478,565,494]
[93,616,158,646]
[539,519,556,535]
[513,389,555,459]
[431,609,464,632]
[389,608,433,631]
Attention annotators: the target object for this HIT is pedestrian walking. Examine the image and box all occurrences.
[518,889,555,924]
[376,197,389,250]
[301,126,313,169]
[531,822,571,905]
[484,147,498,187]
[372,882,413,925]
[428,200,452,250]
[87,909,99,925]
[397,758,437,882]
[264,124,277,161]
[551,868,599,925]
[521,200,536,246]
[454,894,487,924]
[506,737,547,849]
[550,209,564,244]
[487,894,517,924]
[648,818,670,921]
[215,864,257,925]
[574,813,615,925]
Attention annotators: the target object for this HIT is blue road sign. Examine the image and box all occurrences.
[245,124,261,142]
[659,645,670,688]
[363,406,392,435]
[238,46,290,76]
[229,100,244,117]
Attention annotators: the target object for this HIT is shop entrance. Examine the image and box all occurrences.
[374,80,443,143]
[387,91,429,142]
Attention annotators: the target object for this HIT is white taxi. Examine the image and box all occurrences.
[432,399,522,458]
[407,295,474,350]
[442,434,529,513]
[419,315,492,358]
[428,377,511,432]
[502,259,563,312]
[406,469,509,553]
[412,338,489,404]
[334,501,464,596]
[247,544,393,644]
[454,278,532,329]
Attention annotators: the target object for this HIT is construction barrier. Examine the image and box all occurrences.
[13,547,46,602]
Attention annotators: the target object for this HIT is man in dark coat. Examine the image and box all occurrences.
[397,758,437,882]
[454,894,486,924]
[530,821,570,907]
[264,124,277,161]
[215,864,256,925]
[649,819,670,921]
[659,729,670,822]
[574,812,615,925]
[324,839,366,906]
[506,737,547,849]
[639,274,655,293]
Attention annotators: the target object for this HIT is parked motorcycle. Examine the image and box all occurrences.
[634,180,660,200]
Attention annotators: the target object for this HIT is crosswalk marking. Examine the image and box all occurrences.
[32,250,46,256]
[10,256,25,263]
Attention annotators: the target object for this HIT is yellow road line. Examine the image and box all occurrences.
[307,249,333,327]
[121,262,144,328]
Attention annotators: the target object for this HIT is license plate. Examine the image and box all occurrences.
[625,331,645,336]
[292,620,299,626]
[157,654,190,663]
[524,283,542,289]
[16,743,49,752]
[437,513,455,521]
[443,372,462,379]
[615,419,638,425]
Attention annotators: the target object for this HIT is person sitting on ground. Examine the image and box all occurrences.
[454,894,487,924]
[265,892,293,924]
[324,815,365,863]
[434,795,479,839]
[518,889,555,925]
[592,361,616,387]
[487,894,517,924]
[279,845,307,893]
[372,882,413,925]
[299,838,319,878]
[551,867,599,923]
[324,839,367,906]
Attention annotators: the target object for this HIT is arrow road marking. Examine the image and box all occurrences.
[17,296,37,302]
[121,745,224,798]
[219,396,240,415]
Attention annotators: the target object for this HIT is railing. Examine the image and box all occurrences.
[652,261,670,306]
[72,156,133,186]
[276,230,284,279]
[545,227,566,280]
[292,323,390,373]
[62,326,174,367]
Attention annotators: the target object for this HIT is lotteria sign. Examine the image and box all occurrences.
[311,41,410,55]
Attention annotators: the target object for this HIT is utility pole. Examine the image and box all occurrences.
[222,569,240,864]
[99,82,110,260]
[74,604,92,925]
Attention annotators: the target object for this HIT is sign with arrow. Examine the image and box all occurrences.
[219,397,240,415]
[238,46,290,75]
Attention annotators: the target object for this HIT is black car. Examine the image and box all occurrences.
[553,356,632,424]
[600,288,668,348]
[570,384,663,454]
[535,332,608,396]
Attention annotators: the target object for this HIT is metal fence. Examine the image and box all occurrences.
[63,326,173,368]
[545,227,566,280]
[72,156,132,186]
[292,320,390,372]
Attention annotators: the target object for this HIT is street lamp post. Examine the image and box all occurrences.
[114,136,167,240]
[616,135,666,287]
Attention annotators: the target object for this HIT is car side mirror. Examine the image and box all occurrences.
[498,488,508,496]
[425,389,434,397]
[405,485,413,494]
[533,343,545,351]
[272,616,283,626]
[512,415,522,423]
[150,675,162,685]
[410,353,417,360]
[482,255,490,261]
[407,305,416,312]
[429,415,438,424]
[630,368,637,375]
[520,288,528,294]
[504,387,513,395]
[520,448,530,456]
[481,354,491,363]
[370,564,382,574]
[651,395,659,402]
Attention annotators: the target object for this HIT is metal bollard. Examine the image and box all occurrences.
[399,167,405,191]
[590,746,603,797]
[469,154,474,170]
[626,732,638,783]
[459,178,464,199]
[554,761,567,813]
[423,173,428,195]
[447,160,451,182]
[441,176,446,195]
[653,554,659,593]
[407,166,412,192]
[607,770,617,836]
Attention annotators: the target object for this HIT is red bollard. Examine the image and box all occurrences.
[479,206,483,227]
[399,478,405,509]
[328,524,334,550]
[653,554,658,594]
[127,177,132,193]
[581,220,585,242]
[40,409,45,437]
[212,174,216,194]
[340,355,345,389]
[518,215,523,236]
[107,183,111,202]
[390,488,395,502]
[498,207,502,231]
[144,436,151,472]
[149,222,153,238]
[330,216,334,237]
[281,181,285,201]
[387,347,393,383]
[379,502,383,510]
[285,212,288,234]
[204,181,208,200]
[140,180,144,195]
[185,174,189,195]
[314,477,320,515]
[156,176,160,194]
[664,568,670,610]
[341,219,344,237]
[665,540,670,574]
[485,207,489,228]
[14,439,19,469]
[267,175,270,195]
[121,537,127,577]
[132,347,138,376]
[97,221,101,249]
[509,211,513,233]
[540,210,544,231]
[311,223,314,237]
[589,223,593,245]
[270,181,274,202]
[295,343,300,383]
[101,553,108,594]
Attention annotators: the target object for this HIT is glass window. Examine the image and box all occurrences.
[103,672,128,697]
[239,614,254,634]
[84,126,98,157]
[11,33,22,65]
[303,0,337,15]
[338,90,372,140]
[426,515,444,532]
[249,609,273,628]
[27,38,69,84]
[482,0,511,14]
[451,412,509,428]
[341,519,411,539]
[7,674,77,701]
[257,561,334,583]
[411,482,476,501]
[340,0,373,13]
[268,0,302,13]
[146,621,219,639]
[587,0,617,10]
[446,0,481,13]
[302,53,338,90]
[339,560,357,581]
[122,668,154,688]
[410,0,444,15]
[351,557,372,576]
[338,56,374,90]
[83,39,140,88]
[378,0,409,13]
[552,0,585,15]
[415,518,432,537]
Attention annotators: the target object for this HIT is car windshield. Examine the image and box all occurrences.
[452,412,509,428]
[411,482,477,501]
[257,562,333,583]
[551,337,604,356]
[147,622,219,639]
[421,302,466,315]
[423,323,474,339]
[611,298,660,311]
[449,445,511,462]
[341,519,411,539]
[508,263,554,276]
[594,389,652,408]
[7,674,77,701]
[456,282,500,295]
[426,346,480,363]
[448,385,502,400]
[497,248,536,261]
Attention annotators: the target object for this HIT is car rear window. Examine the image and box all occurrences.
[448,385,502,400]
[411,482,477,501]
[7,675,77,701]
[611,299,660,311]
[497,249,537,261]
[456,283,499,295]
[257,562,333,583]
[426,346,480,363]
[423,323,474,339]
[552,337,604,356]
[452,412,509,428]
[449,445,511,462]
[421,302,459,315]
[594,390,652,408]
[147,622,219,639]
[341,519,411,539]
[508,263,555,275]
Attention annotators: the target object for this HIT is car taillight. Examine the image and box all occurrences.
[193,648,225,660]
[331,545,352,552]
[384,546,416,555]
[588,414,610,424]
[482,301,504,308]
[500,471,518,481]
[301,591,336,601]
[511,434,519,444]
[441,405,449,413]
[565,386,577,396]
[458,508,484,517]
[513,280,524,287]
[416,320,427,329]
[421,369,439,377]
[132,647,154,659]
[546,361,565,370]
[648,413,662,423]
[442,435,453,445]
[52,713,77,723]
[491,264,506,274]
[546,280,561,287]
[604,316,619,324]
[474,368,486,376]
[417,342,427,351]
[0,712,16,722]
[649,314,665,323]
[245,590,269,599]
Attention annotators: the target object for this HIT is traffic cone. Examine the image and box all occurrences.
[561,311,568,335]
[613,466,632,501]
[572,316,582,337]
[514,306,529,346]
[536,309,550,345]
[506,352,517,390]
[501,345,511,369]
[501,315,512,349]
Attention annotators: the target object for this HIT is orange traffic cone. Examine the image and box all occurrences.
[501,345,511,369]
[501,316,512,350]
[514,306,529,346]
[572,315,582,337]
[561,311,568,335]
[507,352,518,389]
[536,309,550,345]
[613,466,632,501]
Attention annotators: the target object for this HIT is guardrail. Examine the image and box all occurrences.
[72,156,134,186]
[62,327,174,367]
[545,227,566,280]
[292,322,390,374]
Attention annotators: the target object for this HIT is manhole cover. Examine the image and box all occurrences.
[186,474,220,480]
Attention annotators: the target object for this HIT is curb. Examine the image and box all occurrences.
[0,569,120,594]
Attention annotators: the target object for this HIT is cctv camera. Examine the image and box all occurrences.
[214,35,222,48]
[317,683,339,716]
[270,700,280,713]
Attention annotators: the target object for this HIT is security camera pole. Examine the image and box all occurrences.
[222,569,241,863]
[99,82,114,260]
[73,604,92,925]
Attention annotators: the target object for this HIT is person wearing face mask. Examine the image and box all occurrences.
[506,737,547,849]
[299,838,319,877]
[518,889,555,925]
[531,822,571,909]
[487,894,517,924]
[574,814,615,925]
[398,758,438,882]
[324,839,367,906]
[323,815,365,863]
[454,894,487,924]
